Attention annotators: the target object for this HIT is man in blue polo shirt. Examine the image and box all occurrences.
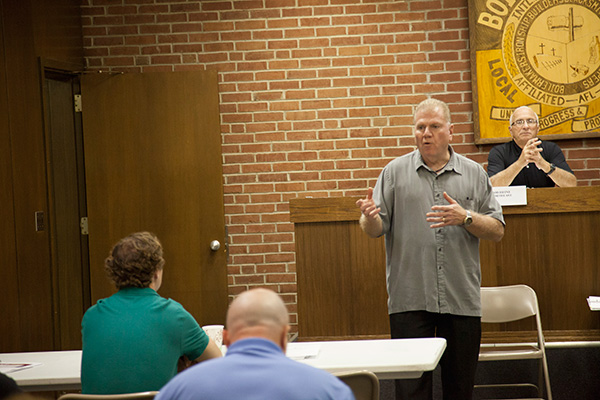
[156,288,355,400]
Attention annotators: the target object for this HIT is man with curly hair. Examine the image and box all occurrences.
[81,232,222,394]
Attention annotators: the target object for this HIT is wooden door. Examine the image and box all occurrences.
[81,71,228,325]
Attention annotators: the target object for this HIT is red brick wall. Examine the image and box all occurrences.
[81,0,600,331]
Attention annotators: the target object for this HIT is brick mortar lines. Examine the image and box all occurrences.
[81,1,600,330]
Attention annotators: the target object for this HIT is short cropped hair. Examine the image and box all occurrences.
[509,106,539,126]
[104,231,165,289]
[414,98,452,124]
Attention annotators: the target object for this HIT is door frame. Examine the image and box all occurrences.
[39,57,91,350]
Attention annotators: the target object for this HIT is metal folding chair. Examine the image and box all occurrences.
[476,285,552,400]
[335,370,380,400]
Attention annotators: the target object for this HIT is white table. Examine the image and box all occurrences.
[288,337,446,380]
[2,350,81,392]
[3,338,446,391]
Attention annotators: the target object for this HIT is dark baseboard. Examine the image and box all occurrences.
[379,345,600,400]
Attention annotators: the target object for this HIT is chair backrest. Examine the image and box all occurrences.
[334,370,379,400]
[479,285,552,399]
[57,391,159,400]
[480,284,539,324]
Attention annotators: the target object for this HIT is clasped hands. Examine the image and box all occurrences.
[356,189,468,228]
[520,138,550,171]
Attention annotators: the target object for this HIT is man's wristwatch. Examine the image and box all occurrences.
[463,210,473,226]
[547,163,556,175]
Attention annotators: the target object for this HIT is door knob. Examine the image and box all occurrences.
[210,240,221,251]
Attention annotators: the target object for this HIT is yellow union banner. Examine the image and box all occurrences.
[468,0,600,143]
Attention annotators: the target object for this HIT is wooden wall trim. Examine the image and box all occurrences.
[297,330,600,343]
[500,187,600,215]
[289,196,360,223]
[289,187,600,224]
[482,330,600,343]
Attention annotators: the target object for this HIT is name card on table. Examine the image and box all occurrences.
[492,186,527,206]
[587,296,600,311]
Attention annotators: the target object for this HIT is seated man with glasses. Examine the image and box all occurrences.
[487,105,577,187]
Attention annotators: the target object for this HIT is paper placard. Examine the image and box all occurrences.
[587,296,600,311]
[492,186,527,206]
[286,343,320,360]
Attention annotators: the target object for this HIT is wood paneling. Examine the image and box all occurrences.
[0,0,22,352]
[0,0,83,352]
[290,188,600,343]
[290,196,361,223]
[2,0,55,352]
[31,0,84,65]
[480,188,600,341]
[295,221,389,340]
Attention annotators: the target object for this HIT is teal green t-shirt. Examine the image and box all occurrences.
[81,287,209,394]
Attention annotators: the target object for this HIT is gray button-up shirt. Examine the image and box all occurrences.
[373,147,504,317]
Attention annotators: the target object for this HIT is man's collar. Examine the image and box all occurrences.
[511,139,524,151]
[416,146,459,174]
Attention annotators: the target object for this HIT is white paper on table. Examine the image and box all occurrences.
[0,362,41,374]
[492,186,527,206]
[286,344,321,360]
[587,296,600,311]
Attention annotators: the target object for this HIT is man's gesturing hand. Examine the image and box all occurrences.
[356,187,381,220]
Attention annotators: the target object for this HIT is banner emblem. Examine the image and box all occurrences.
[469,0,600,142]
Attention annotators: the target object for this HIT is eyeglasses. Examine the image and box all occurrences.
[511,118,538,126]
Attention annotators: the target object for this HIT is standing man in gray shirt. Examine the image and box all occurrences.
[356,98,505,400]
